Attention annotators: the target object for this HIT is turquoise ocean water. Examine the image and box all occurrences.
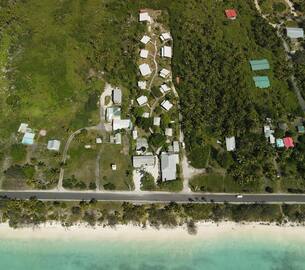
[1,232,305,270]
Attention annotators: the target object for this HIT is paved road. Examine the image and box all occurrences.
[1,190,305,204]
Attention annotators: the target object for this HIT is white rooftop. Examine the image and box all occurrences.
[106,107,121,122]
[159,68,170,78]
[173,141,180,153]
[132,130,138,140]
[225,136,236,152]
[161,153,178,181]
[161,100,173,111]
[133,155,155,168]
[139,12,151,22]
[18,123,28,133]
[160,32,171,41]
[153,117,161,126]
[140,35,151,44]
[113,119,131,131]
[160,84,171,93]
[286,27,304,39]
[112,88,122,105]
[142,112,150,118]
[161,46,172,58]
[115,133,122,145]
[165,128,173,137]
[140,49,149,59]
[138,81,147,90]
[137,95,148,106]
[139,63,152,76]
[47,140,61,151]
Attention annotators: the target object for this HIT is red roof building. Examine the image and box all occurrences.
[283,137,294,149]
[225,9,237,20]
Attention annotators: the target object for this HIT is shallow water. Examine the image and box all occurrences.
[1,232,305,270]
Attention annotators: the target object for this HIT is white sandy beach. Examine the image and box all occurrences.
[1,222,305,243]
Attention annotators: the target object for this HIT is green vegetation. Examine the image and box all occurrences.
[140,172,156,191]
[3,198,305,230]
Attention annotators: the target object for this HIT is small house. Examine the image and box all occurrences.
[140,35,151,44]
[225,9,237,20]
[22,132,35,145]
[161,100,173,111]
[165,128,173,137]
[160,32,171,42]
[106,107,121,122]
[286,27,304,39]
[283,137,294,149]
[112,88,122,105]
[111,164,117,171]
[161,46,172,58]
[159,68,170,78]
[225,136,236,151]
[153,117,161,126]
[250,59,270,71]
[132,129,138,140]
[173,141,180,153]
[142,112,150,118]
[18,123,29,133]
[96,138,102,144]
[137,95,148,106]
[276,138,285,148]
[47,140,61,151]
[138,81,147,90]
[161,153,179,181]
[133,155,155,168]
[160,84,171,93]
[139,63,152,76]
[140,49,149,59]
[139,12,151,23]
[113,119,131,131]
[253,76,270,88]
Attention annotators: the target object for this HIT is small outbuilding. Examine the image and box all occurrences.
[112,88,122,105]
[160,32,172,42]
[225,9,237,20]
[139,63,152,76]
[286,27,304,39]
[140,35,151,44]
[137,95,148,106]
[161,46,172,58]
[161,100,173,111]
[47,140,61,151]
[250,59,270,71]
[225,136,236,151]
[159,68,170,78]
[138,81,147,90]
[165,128,173,137]
[140,49,149,59]
[153,117,161,126]
[22,132,35,145]
[173,141,180,153]
[253,76,270,88]
[18,123,29,133]
[139,12,151,23]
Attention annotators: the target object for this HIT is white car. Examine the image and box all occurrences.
[236,194,243,199]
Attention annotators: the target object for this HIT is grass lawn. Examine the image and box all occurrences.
[99,137,133,191]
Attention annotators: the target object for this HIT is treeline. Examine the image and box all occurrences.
[1,198,305,230]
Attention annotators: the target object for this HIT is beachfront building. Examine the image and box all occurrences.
[106,107,121,122]
[286,27,304,39]
[137,95,148,106]
[140,49,149,59]
[250,59,270,71]
[133,155,155,168]
[225,136,236,151]
[112,88,122,105]
[138,81,147,90]
[161,46,172,58]
[139,12,151,23]
[160,152,179,181]
[225,9,237,20]
[139,63,152,76]
[160,32,171,42]
[140,35,151,44]
[159,68,170,78]
[161,100,173,111]
[22,132,35,145]
[160,83,171,93]
[47,140,61,151]
[112,119,132,131]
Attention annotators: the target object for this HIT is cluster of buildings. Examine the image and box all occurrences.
[18,123,61,151]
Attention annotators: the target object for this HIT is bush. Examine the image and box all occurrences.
[189,145,211,168]
[140,172,156,191]
[272,2,286,12]
[103,183,116,190]
[89,182,97,190]
[149,133,166,148]
[63,175,87,190]
[10,144,27,163]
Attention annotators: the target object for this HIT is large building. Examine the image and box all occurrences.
[161,153,179,181]
[133,155,155,168]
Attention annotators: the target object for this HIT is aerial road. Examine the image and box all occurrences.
[1,190,305,204]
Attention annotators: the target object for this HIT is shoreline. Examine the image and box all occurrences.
[1,222,305,242]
